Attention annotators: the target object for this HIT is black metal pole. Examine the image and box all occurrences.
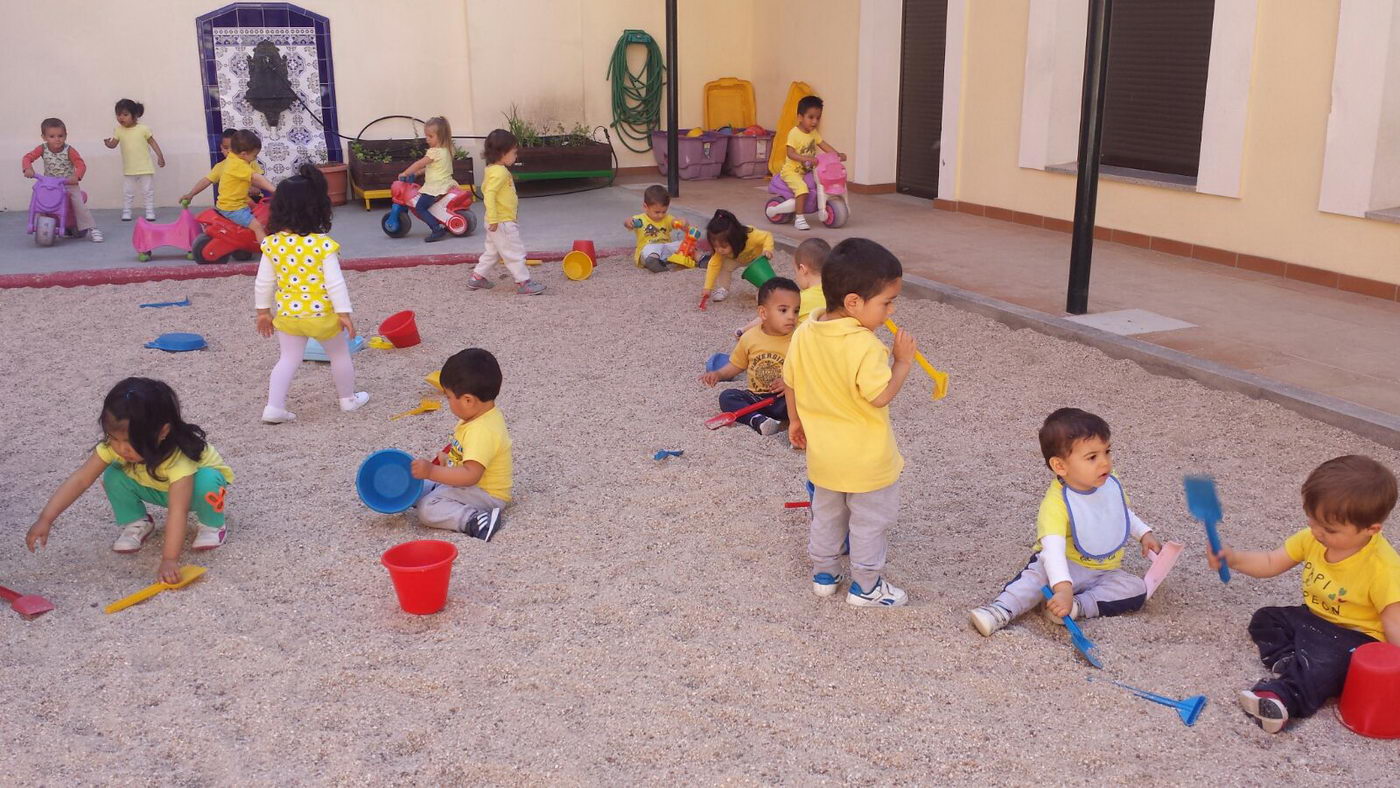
[665,0,679,198]
[1066,0,1112,315]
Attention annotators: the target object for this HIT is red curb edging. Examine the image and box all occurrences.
[0,246,637,290]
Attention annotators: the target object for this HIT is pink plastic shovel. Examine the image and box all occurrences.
[0,583,55,619]
[1143,541,1185,600]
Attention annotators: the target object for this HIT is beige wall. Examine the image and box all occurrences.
[955,0,1400,286]
[749,0,861,161]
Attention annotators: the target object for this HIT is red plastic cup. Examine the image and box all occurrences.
[571,239,597,264]
[1338,641,1400,738]
[380,540,458,615]
[378,310,420,348]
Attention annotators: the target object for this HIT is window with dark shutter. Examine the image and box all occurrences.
[897,0,948,198]
[1100,0,1215,177]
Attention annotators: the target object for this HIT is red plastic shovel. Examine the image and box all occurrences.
[0,583,54,619]
[704,395,781,430]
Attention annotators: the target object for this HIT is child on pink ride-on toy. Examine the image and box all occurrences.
[765,95,848,231]
[21,117,101,243]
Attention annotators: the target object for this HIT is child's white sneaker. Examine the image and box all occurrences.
[121,210,132,221]
[847,577,908,607]
[793,214,811,231]
[1237,690,1288,733]
[756,416,784,436]
[89,228,105,243]
[192,524,226,550]
[261,406,296,424]
[711,287,729,302]
[113,515,155,553]
[1041,597,1083,625]
[339,392,370,412]
[145,209,156,221]
[812,572,845,597]
[970,603,1013,636]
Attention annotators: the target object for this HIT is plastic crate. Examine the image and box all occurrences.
[651,130,730,180]
[722,131,774,178]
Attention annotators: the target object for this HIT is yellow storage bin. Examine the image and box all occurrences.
[704,77,757,130]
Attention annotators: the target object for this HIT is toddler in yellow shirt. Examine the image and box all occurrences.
[214,130,275,241]
[701,277,800,436]
[467,130,546,295]
[625,185,685,272]
[765,95,845,231]
[736,237,829,337]
[411,348,513,541]
[1209,455,1400,733]
[783,238,916,606]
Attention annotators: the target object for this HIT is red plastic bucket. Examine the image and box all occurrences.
[380,539,457,614]
[1338,641,1400,738]
[571,239,597,264]
[378,310,420,348]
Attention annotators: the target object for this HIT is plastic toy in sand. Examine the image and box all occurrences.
[1184,475,1229,583]
[138,296,191,308]
[739,256,776,289]
[668,222,702,268]
[390,398,441,421]
[132,199,198,261]
[145,332,207,352]
[105,565,206,613]
[705,353,730,373]
[1337,641,1400,738]
[562,251,594,281]
[884,319,949,400]
[425,370,443,392]
[1088,677,1207,727]
[378,311,421,348]
[356,449,426,514]
[653,450,684,460]
[1143,541,1184,599]
[1042,585,1102,668]
[1,583,54,619]
[381,540,458,615]
[704,395,780,429]
[26,175,87,247]
[303,335,366,362]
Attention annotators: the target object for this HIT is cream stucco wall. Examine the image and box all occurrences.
[956,0,1400,286]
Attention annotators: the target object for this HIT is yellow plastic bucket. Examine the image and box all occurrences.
[562,250,594,281]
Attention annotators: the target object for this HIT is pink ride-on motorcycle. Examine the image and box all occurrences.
[764,150,850,229]
[381,178,478,239]
[27,175,87,247]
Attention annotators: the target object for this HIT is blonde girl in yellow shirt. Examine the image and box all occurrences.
[467,129,546,295]
[397,116,458,244]
[701,209,774,306]
[254,164,369,424]
[103,98,165,221]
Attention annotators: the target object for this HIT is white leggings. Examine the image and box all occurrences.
[122,174,154,213]
[267,331,356,410]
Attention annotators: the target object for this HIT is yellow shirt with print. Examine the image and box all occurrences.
[96,441,234,493]
[207,157,263,184]
[782,311,902,493]
[421,147,457,196]
[630,212,678,265]
[113,124,154,175]
[482,163,518,224]
[448,407,513,502]
[730,326,792,395]
[781,127,823,178]
[213,154,255,212]
[1034,477,1132,571]
[703,227,775,290]
[1285,528,1400,642]
[798,285,825,324]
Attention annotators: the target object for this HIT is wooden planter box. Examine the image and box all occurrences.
[347,138,474,209]
[511,137,614,183]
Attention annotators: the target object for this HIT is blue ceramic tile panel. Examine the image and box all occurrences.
[288,10,312,27]
[236,8,263,26]
[265,7,288,26]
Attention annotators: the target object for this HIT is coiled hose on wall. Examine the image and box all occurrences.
[607,29,666,153]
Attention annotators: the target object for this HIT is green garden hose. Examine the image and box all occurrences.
[607,29,666,153]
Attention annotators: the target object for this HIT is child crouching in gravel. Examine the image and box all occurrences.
[700,277,800,435]
[411,348,512,541]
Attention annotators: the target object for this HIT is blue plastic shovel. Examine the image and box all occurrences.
[1041,585,1102,669]
[1184,475,1230,583]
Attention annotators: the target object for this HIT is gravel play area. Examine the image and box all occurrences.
[1,254,1396,784]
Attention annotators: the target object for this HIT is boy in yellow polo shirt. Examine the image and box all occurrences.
[411,348,512,541]
[214,130,275,241]
[782,238,915,606]
[765,95,845,231]
[1209,455,1400,733]
[701,277,800,436]
[180,128,264,204]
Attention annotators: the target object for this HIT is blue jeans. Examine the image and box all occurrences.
[413,193,444,232]
[718,389,786,432]
[217,206,254,227]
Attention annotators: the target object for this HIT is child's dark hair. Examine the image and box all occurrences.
[220,128,238,142]
[101,378,208,483]
[797,95,824,115]
[821,238,902,311]
[1302,455,1398,528]
[114,99,145,118]
[41,118,65,134]
[230,129,261,154]
[440,348,503,402]
[643,185,671,207]
[484,129,519,164]
[1038,408,1111,469]
[795,238,831,272]
[267,163,332,235]
[758,276,800,305]
[705,209,749,255]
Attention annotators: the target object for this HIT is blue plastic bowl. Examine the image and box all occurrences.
[304,334,366,362]
[144,332,207,352]
[705,352,729,373]
[356,449,424,514]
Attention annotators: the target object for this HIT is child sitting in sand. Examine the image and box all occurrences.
[783,238,916,606]
[700,209,774,305]
[214,130,275,241]
[624,185,686,272]
[736,238,829,337]
[25,378,234,582]
[411,348,512,541]
[1209,455,1400,734]
[701,277,800,436]
[21,117,102,242]
[969,408,1163,636]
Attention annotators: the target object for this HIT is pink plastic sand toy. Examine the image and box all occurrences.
[132,200,198,261]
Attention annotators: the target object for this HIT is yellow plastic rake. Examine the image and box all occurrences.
[884,319,949,400]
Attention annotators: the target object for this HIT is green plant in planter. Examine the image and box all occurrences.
[504,105,543,148]
[349,141,394,163]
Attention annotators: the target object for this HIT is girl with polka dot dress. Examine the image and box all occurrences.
[254,164,369,424]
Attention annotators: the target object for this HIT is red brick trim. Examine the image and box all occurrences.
[848,181,896,194]
[926,200,1400,303]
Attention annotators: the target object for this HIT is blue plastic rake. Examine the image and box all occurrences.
[1090,677,1208,726]
[1042,586,1102,669]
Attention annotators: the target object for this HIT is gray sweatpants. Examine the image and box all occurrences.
[810,482,899,590]
[416,481,506,533]
[995,552,1147,619]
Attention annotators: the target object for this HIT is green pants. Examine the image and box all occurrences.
[102,464,228,528]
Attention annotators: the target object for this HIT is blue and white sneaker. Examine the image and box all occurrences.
[467,507,503,542]
[847,577,908,607]
[812,572,845,597]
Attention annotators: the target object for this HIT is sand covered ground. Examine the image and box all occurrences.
[1,255,1397,785]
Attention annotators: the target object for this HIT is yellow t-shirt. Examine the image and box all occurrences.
[213,154,255,212]
[730,326,792,394]
[96,441,234,493]
[448,407,513,502]
[261,232,341,318]
[1035,477,1132,571]
[421,147,457,197]
[631,212,678,265]
[703,227,775,290]
[1285,528,1400,642]
[482,163,518,224]
[782,311,901,493]
[799,285,825,324]
[206,158,262,183]
[113,123,154,175]
[781,127,823,178]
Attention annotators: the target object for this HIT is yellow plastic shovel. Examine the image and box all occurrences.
[104,565,206,614]
[390,398,441,421]
[884,319,949,400]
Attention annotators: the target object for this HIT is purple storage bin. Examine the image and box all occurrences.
[723,131,775,178]
[651,130,730,180]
